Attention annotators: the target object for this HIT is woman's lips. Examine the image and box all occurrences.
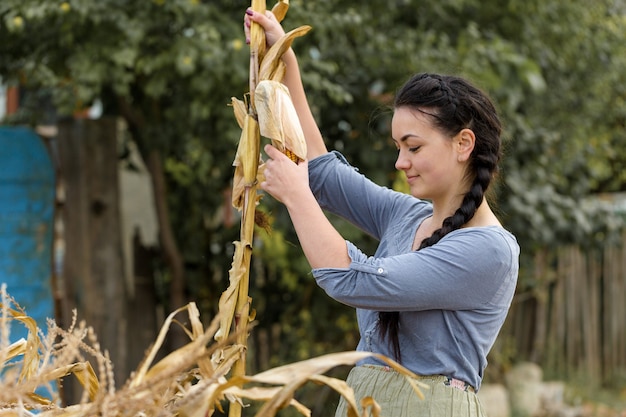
[406,175,419,184]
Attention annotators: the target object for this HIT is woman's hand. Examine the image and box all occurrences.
[244,8,285,47]
[261,144,351,269]
[260,144,310,206]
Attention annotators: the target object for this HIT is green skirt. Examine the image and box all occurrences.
[334,365,487,417]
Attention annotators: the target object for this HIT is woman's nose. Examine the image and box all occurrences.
[395,152,409,170]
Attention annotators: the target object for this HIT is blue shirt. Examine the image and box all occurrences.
[308,151,519,391]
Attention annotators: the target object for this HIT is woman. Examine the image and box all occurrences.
[245,8,519,417]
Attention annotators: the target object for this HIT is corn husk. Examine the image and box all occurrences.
[255,80,307,162]
[230,97,247,129]
[231,109,264,210]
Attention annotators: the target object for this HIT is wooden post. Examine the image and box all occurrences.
[6,86,19,114]
[56,117,128,401]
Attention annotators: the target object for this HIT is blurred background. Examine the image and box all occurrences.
[0,0,625,416]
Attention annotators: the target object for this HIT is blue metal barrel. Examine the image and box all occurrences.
[0,126,55,343]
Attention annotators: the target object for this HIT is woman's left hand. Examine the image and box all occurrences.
[260,144,310,206]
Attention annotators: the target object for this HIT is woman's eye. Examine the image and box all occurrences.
[409,146,421,153]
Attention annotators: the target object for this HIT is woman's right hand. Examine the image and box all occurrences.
[244,8,286,47]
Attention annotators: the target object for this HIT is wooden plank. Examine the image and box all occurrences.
[530,251,548,363]
[564,247,579,375]
[602,245,614,381]
[585,249,600,383]
[553,247,568,375]
[616,234,626,373]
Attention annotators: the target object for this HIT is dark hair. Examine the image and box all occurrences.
[379,73,503,362]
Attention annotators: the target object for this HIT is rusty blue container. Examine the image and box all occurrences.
[0,126,55,344]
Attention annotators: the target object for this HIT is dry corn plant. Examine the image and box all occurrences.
[221,0,310,416]
[0,283,425,417]
[0,2,427,416]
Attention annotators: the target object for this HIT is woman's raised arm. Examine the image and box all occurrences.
[245,9,328,160]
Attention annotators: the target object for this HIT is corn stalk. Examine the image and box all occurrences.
[217,1,310,416]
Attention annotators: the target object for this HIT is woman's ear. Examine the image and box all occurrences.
[456,128,475,162]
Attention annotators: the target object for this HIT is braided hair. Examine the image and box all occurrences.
[379,73,503,361]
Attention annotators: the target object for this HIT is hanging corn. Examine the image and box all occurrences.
[217,1,310,417]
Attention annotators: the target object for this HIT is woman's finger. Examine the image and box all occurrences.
[245,8,285,46]
[264,144,288,161]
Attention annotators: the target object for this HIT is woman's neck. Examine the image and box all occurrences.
[430,198,500,229]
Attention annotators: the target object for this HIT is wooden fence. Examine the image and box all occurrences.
[501,232,626,387]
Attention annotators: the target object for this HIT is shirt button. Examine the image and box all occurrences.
[377,268,384,274]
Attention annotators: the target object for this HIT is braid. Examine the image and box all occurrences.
[419,165,494,249]
[378,73,502,363]
[438,78,459,115]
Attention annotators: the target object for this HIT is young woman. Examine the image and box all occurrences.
[245,9,519,417]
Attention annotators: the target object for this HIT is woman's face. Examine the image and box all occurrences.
[391,107,467,201]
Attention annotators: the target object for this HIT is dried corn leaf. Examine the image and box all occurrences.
[177,349,245,417]
[231,163,245,210]
[258,26,311,82]
[359,396,382,417]
[141,335,208,385]
[222,351,424,417]
[215,240,246,343]
[229,96,248,186]
[255,80,307,161]
[38,405,86,417]
[250,0,267,52]
[131,302,205,388]
[24,391,52,406]
[269,60,286,82]
[308,374,359,417]
[250,0,267,88]
[41,362,99,401]
[271,0,289,22]
[223,385,305,408]
[256,163,266,185]
[230,97,247,129]
[244,351,371,385]
[0,338,26,363]
[231,113,263,210]
[226,385,311,417]
[0,303,43,383]
[240,114,261,185]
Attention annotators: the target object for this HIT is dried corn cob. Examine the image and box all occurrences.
[255,80,307,163]
[284,148,300,163]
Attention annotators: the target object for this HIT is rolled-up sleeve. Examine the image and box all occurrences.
[308,151,419,241]
[312,229,519,312]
